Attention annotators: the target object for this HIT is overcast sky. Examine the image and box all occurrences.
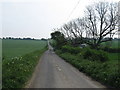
[0,0,119,39]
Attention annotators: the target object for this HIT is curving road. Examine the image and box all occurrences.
[26,41,106,88]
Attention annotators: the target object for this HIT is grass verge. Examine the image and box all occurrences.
[2,47,47,88]
[56,49,120,88]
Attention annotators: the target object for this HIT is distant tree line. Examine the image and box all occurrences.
[2,37,35,40]
[2,37,48,41]
[41,38,47,41]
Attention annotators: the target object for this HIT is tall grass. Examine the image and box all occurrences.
[3,47,47,88]
[2,39,48,88]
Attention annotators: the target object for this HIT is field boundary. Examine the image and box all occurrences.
[3,46,47,88]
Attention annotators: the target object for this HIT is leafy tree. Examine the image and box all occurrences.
[51,31,66,49]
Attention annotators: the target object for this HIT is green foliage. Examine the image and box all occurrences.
[101,40,120,48]
[100,40,120,53]
[56,46,119,88]
[82,48,109,62]
[49,39,57,50]
[61,45,108,62]
[102,47,120,53]
[2,39,47,88]
[107,53,119,61]
[61,45,82,54]
[55,50,62,54]
[2,48,47,88]
[56,51,119,88]
[51,31,66,49]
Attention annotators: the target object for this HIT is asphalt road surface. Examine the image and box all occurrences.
[26,41,106,88]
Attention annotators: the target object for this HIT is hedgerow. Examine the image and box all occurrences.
[61,45,109,62]
[56,47,120,88]
[61,45,82,54]
[81,48,109,62]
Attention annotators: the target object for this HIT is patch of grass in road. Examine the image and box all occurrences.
[2,47,47,88]
[56,46,120,88]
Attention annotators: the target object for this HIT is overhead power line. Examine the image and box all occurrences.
[66,0,81,22]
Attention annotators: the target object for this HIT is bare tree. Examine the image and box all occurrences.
[84,2,118,48]
[56,2,118,47]
[61,23,72,40]
[61,18,86,45]
[118,1,120,38]
[75,18,86,40]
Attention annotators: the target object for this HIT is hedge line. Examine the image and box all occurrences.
[56,45,120,88]
[102,47,120,53]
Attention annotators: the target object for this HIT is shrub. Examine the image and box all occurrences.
[103,47,120,53]
[61,45,82,54]
[81,48,109,62]
[56,48,119,88]
[60,52,76,61]
[55,50,62,54]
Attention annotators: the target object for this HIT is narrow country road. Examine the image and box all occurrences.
[26,41,106,88]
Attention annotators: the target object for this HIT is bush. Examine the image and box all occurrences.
[61,46,109,62]
[55,50,62,54]
[103,47,120,53]
[60,52,76,62]
[82,48,109,62]
[56,46,119,88]
[57,52,120,88]
[61,45,82,54]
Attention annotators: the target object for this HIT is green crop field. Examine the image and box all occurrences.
[102,40,120,63]
[101,40,120,48]
[2,39,47,59]
[2,39,47,88]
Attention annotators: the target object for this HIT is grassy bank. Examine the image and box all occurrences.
[2,39,47,88]
[56,46,120,88]
[3,47,47,88]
